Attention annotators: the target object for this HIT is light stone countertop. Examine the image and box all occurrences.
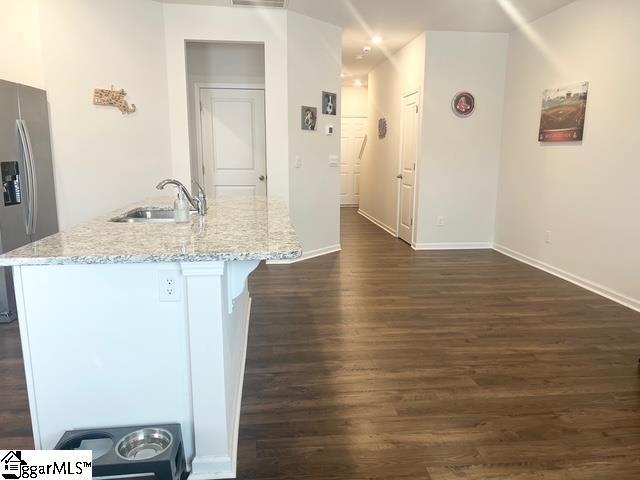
[0,196,302,266]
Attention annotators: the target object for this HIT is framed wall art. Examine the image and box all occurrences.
[322,91,337,115]
[538,81,589,142]
[301,106,317,131]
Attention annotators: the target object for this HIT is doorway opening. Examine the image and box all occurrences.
[340,116,366,206]
[340,85,368,208]
[186,41,267,198]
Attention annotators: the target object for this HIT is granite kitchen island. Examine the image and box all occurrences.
[0,196,301,479]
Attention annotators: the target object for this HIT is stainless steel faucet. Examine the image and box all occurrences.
[156,179,208,216]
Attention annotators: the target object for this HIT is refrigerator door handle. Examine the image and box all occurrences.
[22,120,38,236]
[16,120,36,236]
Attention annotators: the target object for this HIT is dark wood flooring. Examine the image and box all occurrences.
[2,208,640,479]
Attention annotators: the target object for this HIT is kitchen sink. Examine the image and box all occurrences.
[110,207,195,223]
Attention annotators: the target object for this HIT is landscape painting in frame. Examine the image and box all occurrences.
[538,81,589,142]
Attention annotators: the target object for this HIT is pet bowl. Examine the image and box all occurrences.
[115,428,173,461]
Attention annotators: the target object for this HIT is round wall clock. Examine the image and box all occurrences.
[452,92,475,117]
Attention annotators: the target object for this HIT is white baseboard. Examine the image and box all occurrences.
[493,244,640,313]
[267,244,341,265]
[189,463,234,480]
[357,209,397,237]
[413,242,493,251]
[271,233,639,313]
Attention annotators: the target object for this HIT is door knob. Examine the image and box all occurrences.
[396,174,403,179]
[259,175,266,181]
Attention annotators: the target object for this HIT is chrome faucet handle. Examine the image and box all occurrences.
[192,180,208,215]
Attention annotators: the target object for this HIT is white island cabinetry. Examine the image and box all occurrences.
[0,196,301,480]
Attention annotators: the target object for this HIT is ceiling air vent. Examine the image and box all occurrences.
[231,0,287,7]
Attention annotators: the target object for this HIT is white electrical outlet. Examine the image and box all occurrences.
[437,216,445,227]
[159,272,182,302]
[545,230,552,244]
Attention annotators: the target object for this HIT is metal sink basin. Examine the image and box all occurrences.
[110,207,195,223]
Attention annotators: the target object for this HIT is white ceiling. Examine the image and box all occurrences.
[156,0,577,86]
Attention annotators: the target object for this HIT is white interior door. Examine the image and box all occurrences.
[340,116,367,206]
[398,92,420,244]
[200,88,266,197]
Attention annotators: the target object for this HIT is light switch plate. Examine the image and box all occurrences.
[328,155,339,167]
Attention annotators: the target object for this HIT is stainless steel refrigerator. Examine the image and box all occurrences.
[0,79,59,323]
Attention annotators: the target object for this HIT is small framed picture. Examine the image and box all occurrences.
[301,106,317,131]
[322,91,337,115]
[452,92,475,117]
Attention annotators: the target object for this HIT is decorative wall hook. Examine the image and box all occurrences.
[93,85,136,114]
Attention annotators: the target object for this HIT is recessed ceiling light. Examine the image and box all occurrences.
[372,35,383,44]
[340,73,345,78]
[354,79,363,87]
[363,46,372,54]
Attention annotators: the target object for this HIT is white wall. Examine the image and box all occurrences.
[37,0,172,228]
[185,42,265,185]
[416,31,508,248]
[163,4,289,202]
[186,42,266,86]
[0,0,43,88]
[495,0,640,308]
[341,86,368,117]
[360,33,426,234]
[287,12,342,256]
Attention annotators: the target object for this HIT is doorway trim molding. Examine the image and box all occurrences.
[193,83,266,193]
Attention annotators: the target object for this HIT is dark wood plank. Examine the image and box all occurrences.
[0,321,34,450]
[240,208,640,479]
[1,207,639,479]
